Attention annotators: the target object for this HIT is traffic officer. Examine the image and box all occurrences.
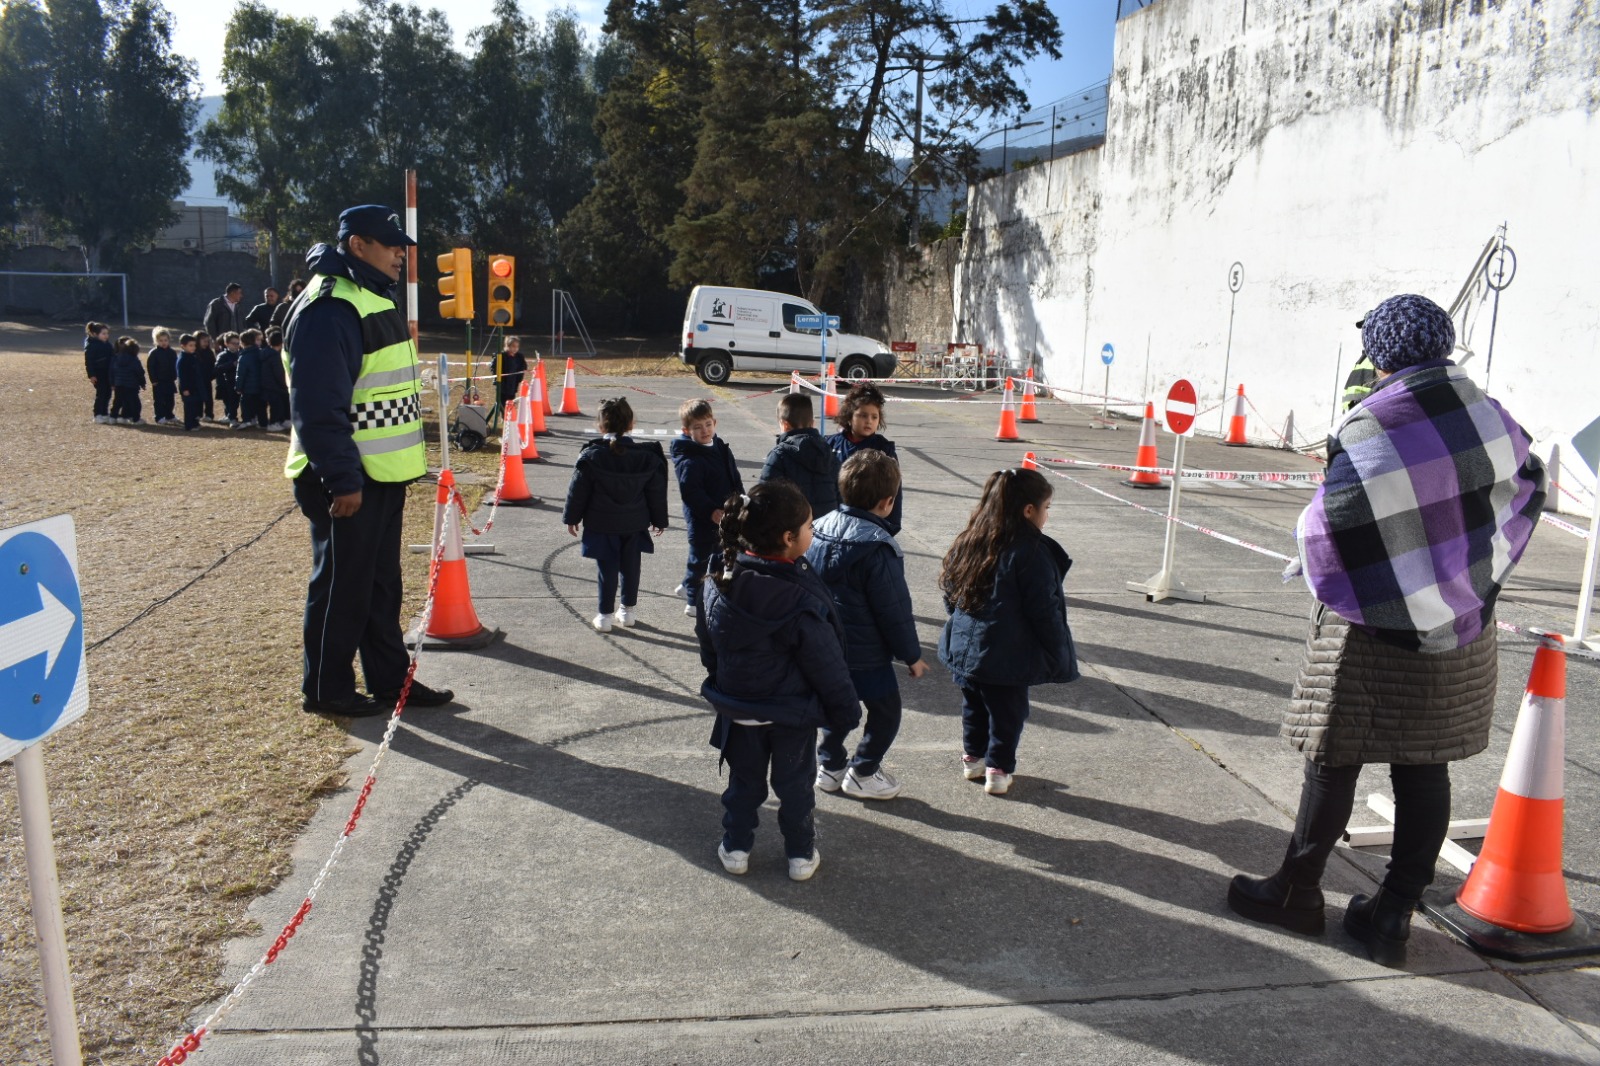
[1341,313,1378,412]
[285,204,454,716]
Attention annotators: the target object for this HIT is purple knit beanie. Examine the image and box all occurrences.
[1361,294,1456,372]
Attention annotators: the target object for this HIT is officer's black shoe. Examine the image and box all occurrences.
[1343,888,1414,968]
[1227,869,1326,935]
[302,694,388,718]
[374,681,455,707]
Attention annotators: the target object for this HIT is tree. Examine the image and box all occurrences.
[0,0,197,271]
[197,3,325,284]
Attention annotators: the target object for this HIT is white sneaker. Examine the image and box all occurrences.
[788,849,821,882]
[617,605,637,627]
[591,613,613,633]
[674,583,687,599]
[815,766,845,792]
[843,767,902,800]
[962,755,986,781]
[984,768,1014,796]
[93,415,110,424]
[717,842,749,875]
[683,603,696,617]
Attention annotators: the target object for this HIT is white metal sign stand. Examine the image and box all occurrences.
[1128,380,1207,604]
[2,515,88,1066]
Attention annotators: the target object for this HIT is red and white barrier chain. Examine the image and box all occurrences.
[151,521,452,1065]
[1540,513,1592,541]
[1495,620,1600,663]
[1036,454,1326,484]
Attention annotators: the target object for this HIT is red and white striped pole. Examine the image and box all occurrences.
[404,168,419,344]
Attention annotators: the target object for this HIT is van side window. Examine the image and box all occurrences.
[783,303,820,335]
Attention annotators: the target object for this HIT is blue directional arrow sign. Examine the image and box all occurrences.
[0,515,88,761]
[1101,343,1115,366]
[792,314,840,331]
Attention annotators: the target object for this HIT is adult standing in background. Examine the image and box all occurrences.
[271,278,306,331]
[1227,294,1546,968]
[284,204,454,717]
[203,281,247,340]
[246,286,280,332]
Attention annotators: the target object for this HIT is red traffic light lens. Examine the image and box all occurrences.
[490,258,512,278]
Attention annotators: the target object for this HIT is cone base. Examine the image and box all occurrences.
[1422,888,1600,962]
[1123,478,1166,489]
[406,621,502,651]
[496,494,542,507]
[1222,441,1250,447]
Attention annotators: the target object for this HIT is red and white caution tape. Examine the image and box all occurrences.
[150,525,452,1065]
[1036,454,1326,484]
[1495,620,1600,663]
[1539,513,1592,540]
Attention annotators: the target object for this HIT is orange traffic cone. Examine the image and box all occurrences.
[1019,368,1040,423]
[1124,403,1165,488]
[1425,634,1600,959]
[1222,384,1249,445]
[525,374,547,434]
[557,357,582,415]
[515,393,540,461]
[418,468,499,649]
[535,358,553,417]
[497,405,538,506]
[823,364,840,419]
[1022,451,1039,471]
[994,378,1021,441]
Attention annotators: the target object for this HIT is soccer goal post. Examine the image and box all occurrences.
[0,270,130,327]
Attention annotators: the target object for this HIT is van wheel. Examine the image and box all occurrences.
[839,356,875,381]
[696,352,733,385]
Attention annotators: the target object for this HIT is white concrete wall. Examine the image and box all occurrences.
[954,0,1600,507]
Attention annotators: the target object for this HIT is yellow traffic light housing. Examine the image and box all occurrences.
[437,247,474,320]
[487,255,515,327]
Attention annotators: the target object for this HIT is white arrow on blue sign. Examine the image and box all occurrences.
[1,515,88,761]
[793,314,840,330]
[1101,343,1115,366]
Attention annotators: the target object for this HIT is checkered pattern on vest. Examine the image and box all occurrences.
[349,393,421,431]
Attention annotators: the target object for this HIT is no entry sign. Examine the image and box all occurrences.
[1165,379,1197,435]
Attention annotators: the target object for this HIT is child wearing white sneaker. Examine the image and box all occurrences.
[562,396,669,632]
[805,451,927,801]
[697,480,859,880]
[670,398,743,618]
[937,467,1079,796]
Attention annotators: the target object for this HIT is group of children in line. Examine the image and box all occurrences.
[562,381,1079,881]
[83,322,291,431]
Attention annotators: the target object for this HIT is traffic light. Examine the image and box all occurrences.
[487,255,515,327]
[437,247,474,320]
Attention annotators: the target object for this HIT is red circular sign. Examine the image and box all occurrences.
[1165,379,1197,435]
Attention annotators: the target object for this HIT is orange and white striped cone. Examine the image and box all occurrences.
[789,371,801,394]
[1022,451,1039,471]
[1124,403,1165,488]
[526,373,548,435]
[823,364,840,419]
[516,389,540,461]
[535,358,553,417]
[1425,634,1600,960]
[1223,384,1249,445]
[1019,368,1040,423]
[415,468,499,649]
[497,404,538,506]
[994,378,1021,441]
[557,357,582,415]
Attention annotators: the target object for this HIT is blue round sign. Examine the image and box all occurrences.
[1101,343,1115,366]
[0,532,84,743]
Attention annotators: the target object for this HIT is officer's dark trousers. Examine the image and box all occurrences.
[294,469,411,702]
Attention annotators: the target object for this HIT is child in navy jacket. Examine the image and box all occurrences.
[146,327,179,424]
[176,334,204,430]
[805,450,926,800]
[938,467,1078,796]
[759,393,840,520]
[562,396,670,632]
[697,479,859,881]
[214,332,241,424]
[109,337,146,423]
[83,321,114,423]
[825,382,903,532]
[670,398,743,615]
[234,328,264,428]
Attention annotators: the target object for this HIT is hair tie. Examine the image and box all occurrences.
[739,493,752,506]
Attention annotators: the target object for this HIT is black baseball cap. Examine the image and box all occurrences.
[337,204,416,247]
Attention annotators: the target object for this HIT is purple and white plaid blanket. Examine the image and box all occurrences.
[1298,360,1546,652]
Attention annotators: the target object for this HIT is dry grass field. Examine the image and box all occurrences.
[0,321,555,1064]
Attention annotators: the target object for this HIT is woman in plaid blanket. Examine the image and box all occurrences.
[1227,294,1546,967]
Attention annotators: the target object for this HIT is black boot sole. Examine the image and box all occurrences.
[1227,879,1326,935]
[1344,908,1409,967]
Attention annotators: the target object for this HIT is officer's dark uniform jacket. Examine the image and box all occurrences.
[283,243,425,494]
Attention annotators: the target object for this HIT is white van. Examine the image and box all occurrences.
[680,285,894,386]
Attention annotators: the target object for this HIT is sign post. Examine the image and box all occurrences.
[1221,261,1243,437]
[1570,413,1600,648]
[2,515,88,1066]
[1127,380,1208,604]
[793,313,841,381]
[1098,343,1115,426]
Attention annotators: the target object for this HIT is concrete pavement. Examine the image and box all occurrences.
[196,375,1600,1064]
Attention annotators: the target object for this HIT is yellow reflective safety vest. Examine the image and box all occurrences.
[283,273,426,483]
